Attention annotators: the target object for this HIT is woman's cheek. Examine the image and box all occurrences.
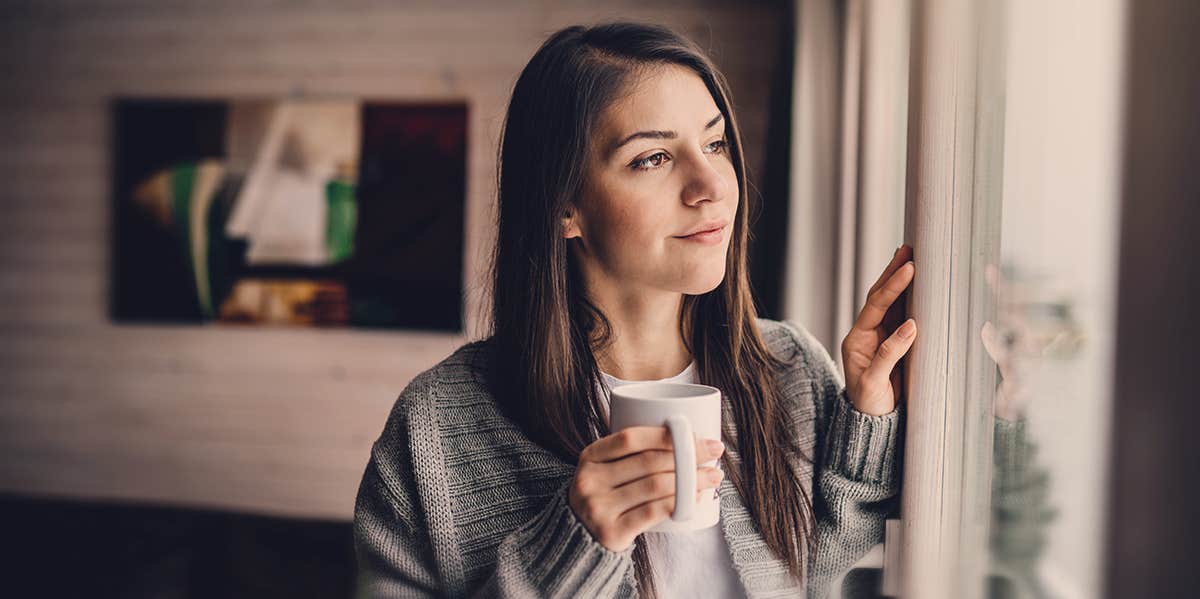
[593,212,646,269]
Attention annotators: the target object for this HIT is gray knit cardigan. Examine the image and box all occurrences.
[353,319,905,598]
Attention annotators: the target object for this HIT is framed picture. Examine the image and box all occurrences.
[110,98,467,331]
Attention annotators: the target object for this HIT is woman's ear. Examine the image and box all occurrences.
[561,206,582,239]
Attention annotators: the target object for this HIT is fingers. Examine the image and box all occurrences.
[862,318,917,386]
[610,466,723,514]
[980,320,1013,379]
[854,261,915,333]
[994,378,1030,421]
[571,431,725,551]
[603,449,675,486]
[614,477,721,534]
[581,426,673,462]
[614,495,676,542]
[582,426,723,464]
[575,428,723,522]
[867,244,914,298]
[600,438,724,487]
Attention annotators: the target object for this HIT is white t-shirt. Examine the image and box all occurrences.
[598,362,748,599]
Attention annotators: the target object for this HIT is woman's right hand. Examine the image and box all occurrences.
[568,426,726,551]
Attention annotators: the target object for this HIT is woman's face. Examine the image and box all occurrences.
[564,64,739,298]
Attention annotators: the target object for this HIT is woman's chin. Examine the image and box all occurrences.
[679,269,727,295]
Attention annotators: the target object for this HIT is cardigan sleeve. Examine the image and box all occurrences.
[777,321,905,599]
[352,374,635,598]
[988,418,1057,597]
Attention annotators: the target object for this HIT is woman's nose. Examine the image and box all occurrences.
[680,152,729,206]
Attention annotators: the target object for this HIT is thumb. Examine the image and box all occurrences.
[862,319,917,386]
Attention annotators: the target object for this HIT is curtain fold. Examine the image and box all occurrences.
[783,0,907,362]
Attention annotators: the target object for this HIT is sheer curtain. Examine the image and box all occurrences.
[782,0,907,361]
[783,2,1128,598]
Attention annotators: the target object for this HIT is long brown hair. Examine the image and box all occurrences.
[486,22,816,595]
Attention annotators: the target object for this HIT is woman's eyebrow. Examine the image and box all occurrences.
[606,113,725,158]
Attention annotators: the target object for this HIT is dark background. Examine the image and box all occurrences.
[3,494,354,599]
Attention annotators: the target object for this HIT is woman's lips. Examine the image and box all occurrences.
[674,225,726,245]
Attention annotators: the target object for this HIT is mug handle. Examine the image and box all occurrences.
[665,415,696,522]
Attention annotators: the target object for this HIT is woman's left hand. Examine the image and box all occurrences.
[841,244,917,416]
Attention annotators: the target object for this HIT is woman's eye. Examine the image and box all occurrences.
[631,152,670,171]
[705,139,729,154]
[629,141,725,171]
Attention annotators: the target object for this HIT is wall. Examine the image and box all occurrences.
[0,0,786,520]
[1106,1,1200,596]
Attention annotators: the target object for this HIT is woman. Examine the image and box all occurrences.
[354,23,917,599]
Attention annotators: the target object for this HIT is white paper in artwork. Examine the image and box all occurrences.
[226,102,293,239]
[244,169,329,266]
[225,99,360,265]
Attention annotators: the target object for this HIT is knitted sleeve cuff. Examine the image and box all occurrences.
[822,388,905,489]
[993,417,1033,478]
[495,481,634,596]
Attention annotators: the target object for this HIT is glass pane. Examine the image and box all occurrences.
[977,1,1123,598]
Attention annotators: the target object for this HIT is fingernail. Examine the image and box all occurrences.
[705,439,725,455]
[900,319,916,338]
[709,468,724,482]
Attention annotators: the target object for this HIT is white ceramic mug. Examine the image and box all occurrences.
[608,382,722,532]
